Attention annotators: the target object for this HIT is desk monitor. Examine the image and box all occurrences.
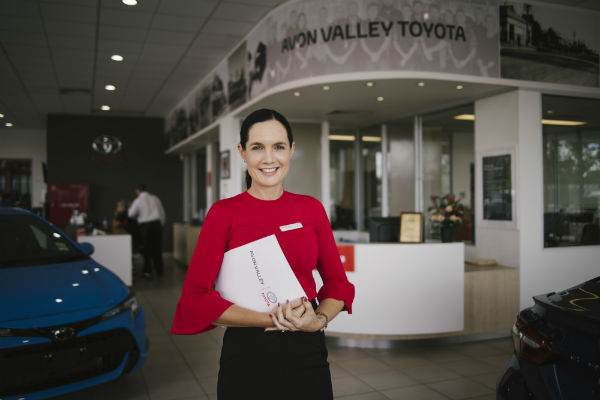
[368,217,400,243]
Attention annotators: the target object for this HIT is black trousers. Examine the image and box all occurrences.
[138,220,163,276]
[217,326,333,400]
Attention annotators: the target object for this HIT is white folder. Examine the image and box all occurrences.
[215,234,307,312]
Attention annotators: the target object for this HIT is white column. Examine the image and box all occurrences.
[355,128,362,231]
[414,115,423,212]
[182,153,190,223]
[381,123,389,217]
[190,151,198,219]
[206,143,214,210]
[320,121,331,218]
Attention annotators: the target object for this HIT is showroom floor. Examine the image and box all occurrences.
[55,255,513,400]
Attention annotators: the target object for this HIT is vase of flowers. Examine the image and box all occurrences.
[428,194,464,242]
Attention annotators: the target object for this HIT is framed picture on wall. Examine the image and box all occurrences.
[399,212,423,243]
[220,150,230,179]
[476,147,517,229]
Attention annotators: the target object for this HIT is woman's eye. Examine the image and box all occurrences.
[275,144,286,150]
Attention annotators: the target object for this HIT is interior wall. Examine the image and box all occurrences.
[47,115,181,251]
[0,128,47,208]
[284,122,321,201]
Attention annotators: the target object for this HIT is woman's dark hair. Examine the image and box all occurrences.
[240,108,293,189]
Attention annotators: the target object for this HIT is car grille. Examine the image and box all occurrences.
[0,328,139,397]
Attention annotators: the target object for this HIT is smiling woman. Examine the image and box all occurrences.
[171,109,355,400]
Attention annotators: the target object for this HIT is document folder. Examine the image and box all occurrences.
[215,234,307,312]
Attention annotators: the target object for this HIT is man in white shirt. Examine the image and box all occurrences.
[128,184,166,278]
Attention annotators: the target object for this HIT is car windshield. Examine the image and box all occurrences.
[0,214,86,268]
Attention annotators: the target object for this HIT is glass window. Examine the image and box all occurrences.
[388,119,415,215]
[360,128,383,229]
[543,95,600,247]
[329,131,356,230]
[422,105,475,242]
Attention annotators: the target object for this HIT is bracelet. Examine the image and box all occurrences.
[315,311,329,331]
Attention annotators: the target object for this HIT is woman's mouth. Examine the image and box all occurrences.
[260,167,279,174]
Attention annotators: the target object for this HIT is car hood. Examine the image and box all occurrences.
[0,258,129,324]
[534,275,600,323]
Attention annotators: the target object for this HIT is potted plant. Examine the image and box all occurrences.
[428,194,464,242]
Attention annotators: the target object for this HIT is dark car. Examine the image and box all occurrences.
[0,207,147,399]
[497,276,600,399]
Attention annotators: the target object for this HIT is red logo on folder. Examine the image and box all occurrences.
[337,245,355,272]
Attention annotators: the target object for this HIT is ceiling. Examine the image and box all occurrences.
[0,0,598,131]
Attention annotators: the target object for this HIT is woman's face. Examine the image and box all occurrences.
[238,119,295,192]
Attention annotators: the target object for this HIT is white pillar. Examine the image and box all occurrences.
[381,123,389,217]
[320,121,331,218]
[206,143,214,210]
[414,115,423,212]
[190,151,198,219]
[354,128,362,230]
[182,153,190,223]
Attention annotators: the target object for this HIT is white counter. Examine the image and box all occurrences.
[78,234,132,286]
[314,242,464,336]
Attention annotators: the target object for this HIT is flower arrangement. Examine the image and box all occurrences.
[428,194,464,228]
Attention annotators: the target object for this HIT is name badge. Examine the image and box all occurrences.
[280,222,303,232]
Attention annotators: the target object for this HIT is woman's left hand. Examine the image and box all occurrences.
[266,297,324,332]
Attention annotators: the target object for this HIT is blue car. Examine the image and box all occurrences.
[0,207,147,399]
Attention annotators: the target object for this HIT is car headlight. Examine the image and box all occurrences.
[102,293,140,319]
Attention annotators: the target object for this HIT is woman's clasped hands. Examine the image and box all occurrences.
[265,297,325,333]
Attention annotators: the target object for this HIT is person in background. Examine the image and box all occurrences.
[128,184,165,279]
[171,109,354,399]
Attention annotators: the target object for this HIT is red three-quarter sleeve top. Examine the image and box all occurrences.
[171,191,355,334]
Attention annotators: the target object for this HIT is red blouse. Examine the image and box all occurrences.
[171,191,355,334]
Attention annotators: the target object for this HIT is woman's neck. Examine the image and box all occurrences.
[247,185,284,200]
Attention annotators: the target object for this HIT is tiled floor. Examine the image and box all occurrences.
[55,256,512,400]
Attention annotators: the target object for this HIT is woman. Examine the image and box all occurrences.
[171,108,354,399]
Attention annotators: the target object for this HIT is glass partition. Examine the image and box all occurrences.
[330,131,356,230]
[422,105,474,242]
[388,119,415,215]
[543,95,600,247]
[360,127,383,229]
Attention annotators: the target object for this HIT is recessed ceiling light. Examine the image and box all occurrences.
[456,84,464,90]
[362,136,382,142]
[122,0,137,5]
[454,114,475,121]
[293,91,301,97]
[101,105,111,111]
[55,298,63,303]
[547,110,553,115]
[5,122,13,127]
[323,85,330,91]
[366,82,374,87]
[417,82,425,87]
[111,54,124,62]
[376,96,384,102]
[542,119,587,126]
[328,134,355,141]
[105,84,116,91]
[0,113,4,118]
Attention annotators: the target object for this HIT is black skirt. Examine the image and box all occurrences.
[217,326,333,400]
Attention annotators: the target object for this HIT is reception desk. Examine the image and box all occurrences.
[315,242,465,336]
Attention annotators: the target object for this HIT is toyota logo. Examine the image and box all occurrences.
[92,135,123,155]
[52,327,76,341]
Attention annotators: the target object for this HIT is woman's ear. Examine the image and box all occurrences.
[290,141,296,157]
[237,143,245,161]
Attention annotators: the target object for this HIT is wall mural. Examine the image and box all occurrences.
[500,2,599,87]
[165,0,500,145]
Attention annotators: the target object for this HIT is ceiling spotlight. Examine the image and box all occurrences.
[456,84,464,90]
[5,122,13,127]
[101,105,111,111]
[293,91,301,97]
[0,113,4,118]
[417,82,425,87]
[366,82,374,87]
[122,0,137,5]
[105,84,116,91]
[376,96,384,102]
[323,85,330,91]
[547,110,553,115]
[111,54,124,62]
